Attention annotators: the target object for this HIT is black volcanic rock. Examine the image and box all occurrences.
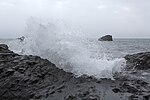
[17,36,25,42]
[98,35,113,41]
[0,44,150,100]
[0,44,13,53]
[0,44,74,99]
[125,52,150,70]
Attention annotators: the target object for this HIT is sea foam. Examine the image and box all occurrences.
[18,18,126,79]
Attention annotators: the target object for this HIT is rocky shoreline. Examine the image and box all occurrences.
[0,44,150,100]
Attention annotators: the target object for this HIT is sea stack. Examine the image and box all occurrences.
[98,35,113,41]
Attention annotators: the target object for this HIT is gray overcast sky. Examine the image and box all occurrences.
[0,0,150,38]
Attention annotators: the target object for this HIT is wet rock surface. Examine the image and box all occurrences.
[98,35,113,41]
[0,44,150,100]
[125,52,150,70]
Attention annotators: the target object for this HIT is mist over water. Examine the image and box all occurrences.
[15,18,126,79]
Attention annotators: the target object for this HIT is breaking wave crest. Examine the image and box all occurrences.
[16,18,126,79]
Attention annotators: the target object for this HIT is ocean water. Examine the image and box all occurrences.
[0,19,150,79]
[1,38,150,79]
[1,38,150,58]
[96,39,150,58]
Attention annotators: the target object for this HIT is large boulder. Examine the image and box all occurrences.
[124,52,150,70]
[98,35,113,41]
